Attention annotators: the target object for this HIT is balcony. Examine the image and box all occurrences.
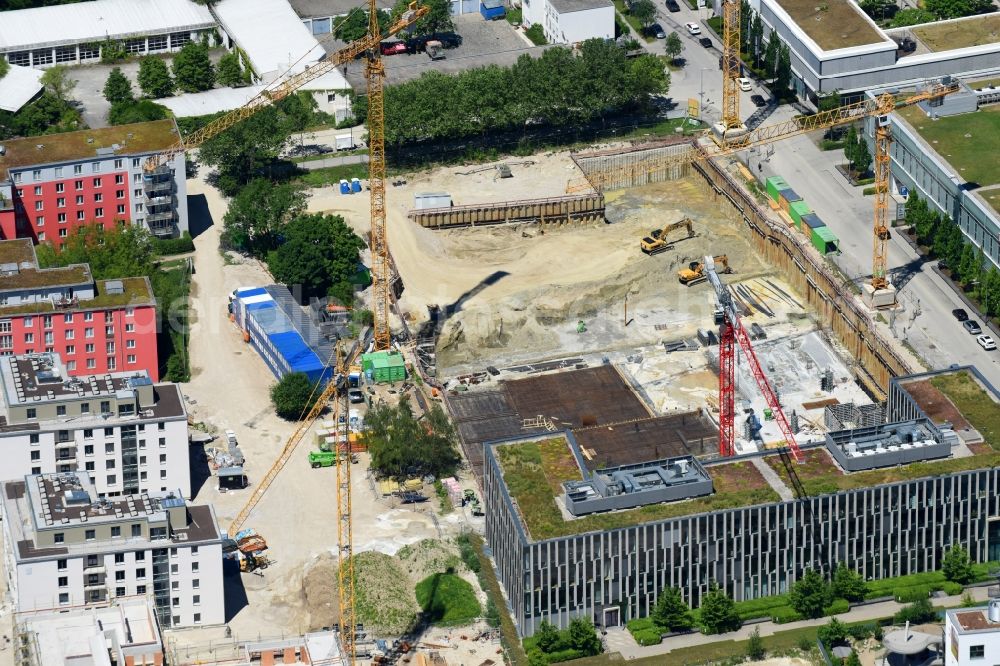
[142,176,172,196]
[144,192,172,206]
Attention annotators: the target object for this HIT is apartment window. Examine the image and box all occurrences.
[117,204,126,215]
[159,440,166,450]
[137,585,146,594]
[191,546,198,555]
[67,360,76,371]
[971,645,985,659]
[74,179,83,190]
[0,336,11,349]
[86,555,98,567]
[133,525,142,537]
[24,317,32,326]
[114,553,125,565]
[127,354,137,364]
[84,444,93,455]
[85,529,95,540]
[26,408,36,420]
[56,405,66,416]
[30,450,39,462]
[12,173,19,184]
[92,162,101,174]
[127,339,136,348]
[136,567,146,579]
[85,327,94,338]
[114,159,123,169]
[0,321,9,333]
[32,169,40,181]
[102,408,111,420]
[75,195,84,205]
[173,615,181,625]
[23,333,32,344]
[33,185,41,196]
[171,580,180,590]
[44,331,53,344]
[73,164,82,175]
[134,203,143,213]
[160,470,167,479]
[115,570,125,581]
[105,442,114,454]
[107,356,116,370]
[54,167,63,177]
[31,466,40,475]
[193,594,201,606]
[172,597,180,607]
[75,212,84,222]
[111,526,120,538]
[193,613,202,624]
[139,455,146,465]
[106,460,115,469]
[116,188,124,198]
[95,207,104,218]
[86,358,96,369]
[29,434,39,444]
[133,188,142,198]
[86,343,94,353]
[106,341,115,352]
[34,215,44,228]
[85,461,94,471]
[34,201,42,211]
[132,158,141,168]
[140,471,147,480]
[37,232,45,241]
[115,586,126,597]
[94,193,103,202]
[125,323,135,332]
[81,403,89,414]
[58,576,68,587]
[58,593,69,605]
[192,578,200,589]
[158,422,165,431]
[133,174,142,184]
[192,561,199,572]
[84,312,93,322]
[57,559,67,570]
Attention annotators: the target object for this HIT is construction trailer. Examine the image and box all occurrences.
[361,350,406,383]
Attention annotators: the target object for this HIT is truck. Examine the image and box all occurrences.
[425,40,444,60]
[335,134,355,151]
[309,440,359,468]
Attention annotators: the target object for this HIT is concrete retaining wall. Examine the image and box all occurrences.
[407,193,605,229]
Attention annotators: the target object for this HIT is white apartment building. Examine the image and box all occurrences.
[1,472,223,629]
[522,0,614,45]
[0,352,190,498]
[945,601,1000,665]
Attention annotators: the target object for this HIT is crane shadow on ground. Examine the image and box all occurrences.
[444,270,510,318]
[186,194,214,239]
[888,255,929,292]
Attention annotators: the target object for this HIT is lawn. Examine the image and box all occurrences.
[982,187,1000,218]
[912,14,1000,52]
[415,573,481,626]
[293,163,369,188]
[897,104,1000,188]
[931,370,1000,450]
[497,439,780,540]
[612,0,654,43]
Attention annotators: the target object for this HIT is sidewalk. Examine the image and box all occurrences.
[603,585,991,660]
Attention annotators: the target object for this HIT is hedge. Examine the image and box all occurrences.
[895,585,932,603]
[632,629,663,646]
[824,598,850,616]
[734,594,792,620]
[154,232,195,256]
[941,581,964,596]
[627,617,658,633]
[771,606,803,624]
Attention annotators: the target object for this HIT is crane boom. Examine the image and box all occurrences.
[705,256,803,462]
[143,4,429,172]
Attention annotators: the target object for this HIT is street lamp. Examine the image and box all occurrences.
[699,67,713,112]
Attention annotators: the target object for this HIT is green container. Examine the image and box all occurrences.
[765,176,789,202]
[811,226,840,255]
[789,200,812,227]
[362,351,407,383]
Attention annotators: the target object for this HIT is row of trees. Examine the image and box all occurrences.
[738,3,794,100]
[132,42,237,99]
[335,0,455,42]
[843,125,873,177]
[373,40,668,145]
[528,619,603,665]
[906,194,1000,316]
[365,397,461,481]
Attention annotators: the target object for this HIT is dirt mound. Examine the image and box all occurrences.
[303,552,340,630]
[397,538,462,581]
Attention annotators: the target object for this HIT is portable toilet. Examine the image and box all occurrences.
[351,177,362,193]
[339,179,351,194]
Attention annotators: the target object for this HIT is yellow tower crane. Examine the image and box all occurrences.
[367,0,393,352]
[719,0,744,139]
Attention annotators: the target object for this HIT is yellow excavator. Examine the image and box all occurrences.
[678,254,732,286]
[640,218,695,255]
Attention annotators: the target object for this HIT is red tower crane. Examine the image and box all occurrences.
[703,256,803,461]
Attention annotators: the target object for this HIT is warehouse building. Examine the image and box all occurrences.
[0,0,216,68]
[483,364,998,637]
[0,120,188,242]
[230,285,335,386]
[0,352,190,498]
[1,471,223,629]
[0,239,159,381]
[747,0,1000,97]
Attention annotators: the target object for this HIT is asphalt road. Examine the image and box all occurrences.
[749,106,1000,386]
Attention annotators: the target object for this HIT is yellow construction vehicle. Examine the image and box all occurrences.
[678,254,731,286]
[640,218,695,255]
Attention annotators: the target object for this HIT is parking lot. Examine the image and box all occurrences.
[339,13,547,86]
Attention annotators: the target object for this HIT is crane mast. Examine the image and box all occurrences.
[367,0,393,352]
[721,0,742,132]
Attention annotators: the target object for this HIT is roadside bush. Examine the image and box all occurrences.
[734,594,791,620]
[848,623,878,641]
[820,139,846,151]
[895,586,932,603]
[863,186,877,196]
[154,232,195,256]
[525,24,547,45]
[941,581,964,596]
[894,598,937,625]
[771,607,803,624]
[824,598,850,616]
[633,629,662,646]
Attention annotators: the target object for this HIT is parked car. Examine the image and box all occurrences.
[406,32,461,53]
[685,22,701,35]
[952,308,969,322]
[750,94,767,107]
[348,389,366,404]
[379,41,407,55]
[699,37,713,48]
[964,320,983,335]
[978,334,997,351]
[399,491,429,504]
[665,0,680,10]
[648,23,666,38]
[737,77,752,92]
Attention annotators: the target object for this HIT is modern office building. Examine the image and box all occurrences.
[0,352,190,498]
[945,601,1000,666]
[0,120,188,242]
[483,365,1000,637]
[1,472,223,629]
[0,0,216,68]
[0,239,159,381]
[13,595,164,665]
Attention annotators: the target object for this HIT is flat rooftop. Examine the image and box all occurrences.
[950,607,1000,633]
[0,276,155,316]
[0,353,151,404]
[549,0,613,13]
[0,120,179,172]
[897,104,1000,191]
[773,0,884,50]
[912,14,1000,53]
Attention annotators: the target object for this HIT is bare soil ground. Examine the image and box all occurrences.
[308,154,772,377]
[899,379,971,430]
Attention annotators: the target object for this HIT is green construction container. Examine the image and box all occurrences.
[765,176,789,202]
[788,200,812,227]
[811,226,840,255]
[361,351,407,383]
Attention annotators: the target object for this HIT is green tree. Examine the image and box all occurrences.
[818,617,848,646]
[844,125,859,168]
[942,544,975,584]
[216,51,245,87]
[983,267,1000,316]
[222,178,307,257]
[665,32,684,63]
[925,0,992,18]
[763,30,780,76]
[740,0,751,47]
[831,562,868,602]
[266,212,365,301]
[893,598,936,624]
[335,8,391,42]
[651,587,693,631]
[108,99,169,125]
[698,583,741,634]
[749,12,764,65]
[172,41,215,93]
[746,626,765,661]
[859,0,898,20]
[365,398,461,479]
[138,57,174,98]
[535,620,561,652]
[789,568,831,619]
[0,57,9,80]
[40,65,76,101]
[817,91,842,113]
[854,133,872,176]
[0,92,81,140]
[958,243,981,287]
[774,43,792,99]
[630,0,657,27]
[845,651,862,666]
[103,67,133,104]
[269,372,320,420]
[567,618,602,656]
[392,0,454,34]
[35,225,155,279]
[890,8,935,25]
